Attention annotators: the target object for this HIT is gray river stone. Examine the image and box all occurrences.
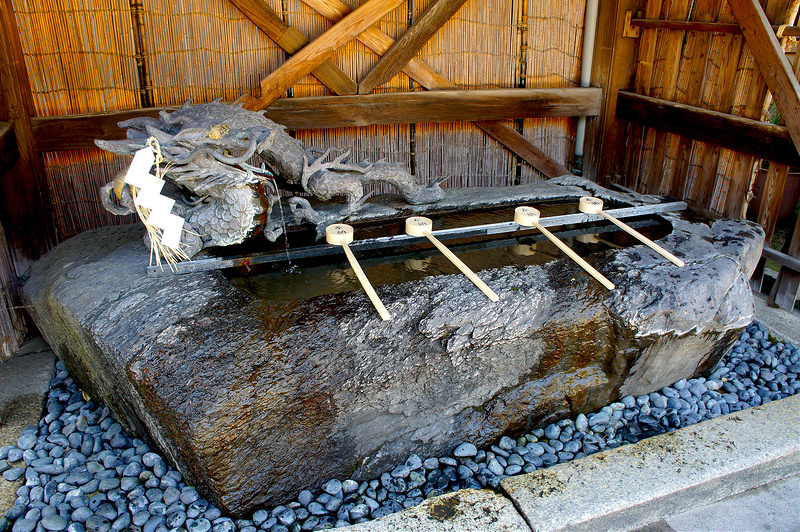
[21,178,763,516]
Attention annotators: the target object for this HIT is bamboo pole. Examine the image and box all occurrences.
[405,217,499,302]
[326,223,391,321]
[514,206,615,290]
[578,197,685,267]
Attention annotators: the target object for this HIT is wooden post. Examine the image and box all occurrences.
[769,216,800,310]
[583,0,642,184]
[764,0,800,311]
[0,0,56,268]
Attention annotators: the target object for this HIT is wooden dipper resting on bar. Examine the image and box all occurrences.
[405,217,499,302]
[514,206,615,290]
[325,223,391,320]
[578,197,685,267]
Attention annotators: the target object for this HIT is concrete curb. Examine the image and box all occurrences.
[0,345,56,513]
[342,489,530,531]
[500,393,800,532]
[339,393,799,532]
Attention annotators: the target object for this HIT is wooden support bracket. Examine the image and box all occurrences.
[623,10,641,37]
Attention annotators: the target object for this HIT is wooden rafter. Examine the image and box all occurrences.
[245,0,404,111]
[229,0,356,96]
[299,0,571,177]
[629,18,800,35]
[31,88,600,152]
[358,0,468,95]
[728,0,800,153]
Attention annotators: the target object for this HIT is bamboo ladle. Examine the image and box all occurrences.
[578,197,685,267]
[405,217,499,302]
[326,223,391,321]
[514,206,615,290]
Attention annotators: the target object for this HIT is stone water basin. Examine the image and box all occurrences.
[22,180,764,515]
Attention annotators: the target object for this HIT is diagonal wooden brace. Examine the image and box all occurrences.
[298,0,572,178]
[228,0,356,96]
[245,0,405,111]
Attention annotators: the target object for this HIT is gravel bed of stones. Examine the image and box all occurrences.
[2,321,799,532]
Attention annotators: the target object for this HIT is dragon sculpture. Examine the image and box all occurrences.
[96,100,445,258]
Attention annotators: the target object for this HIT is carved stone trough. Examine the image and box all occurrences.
[22,177,763,516]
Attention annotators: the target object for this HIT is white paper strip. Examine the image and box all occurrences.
[124,146,186,252]
[124,148,156,187]
[146,210,185,249]
[136,187,175,213]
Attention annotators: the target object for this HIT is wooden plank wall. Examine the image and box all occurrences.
[614,0,795,218]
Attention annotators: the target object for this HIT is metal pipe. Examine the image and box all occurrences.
[574,0,600,174]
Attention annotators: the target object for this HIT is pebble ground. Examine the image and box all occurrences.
[1,322,798,532]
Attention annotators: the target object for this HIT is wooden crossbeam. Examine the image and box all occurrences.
[299,0,571,178]
[265,88,601,129]
[616,91,800,168]
[0,121,18,177]
[31,88,600,152]
[228,0,356,96]
[728,0,800,153]
[358,0,468,95]
[245,0,404,111]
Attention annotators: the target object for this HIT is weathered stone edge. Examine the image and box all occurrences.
[499,393,800,532]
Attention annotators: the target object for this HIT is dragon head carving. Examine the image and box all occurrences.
[96,100,444,258]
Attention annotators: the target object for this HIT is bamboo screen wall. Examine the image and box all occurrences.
[11,0,587,242]
[617,0,796,217]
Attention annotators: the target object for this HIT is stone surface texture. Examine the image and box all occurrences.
[341,489,529,532]
[21,178,764,515]
[500,394,800,532]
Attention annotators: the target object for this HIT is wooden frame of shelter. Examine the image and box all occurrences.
[0,0,799,358]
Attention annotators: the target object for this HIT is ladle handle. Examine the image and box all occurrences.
[341,241,392,321]
[599,211,685,267]
[424,231,500,302]
[533,222,616,290]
